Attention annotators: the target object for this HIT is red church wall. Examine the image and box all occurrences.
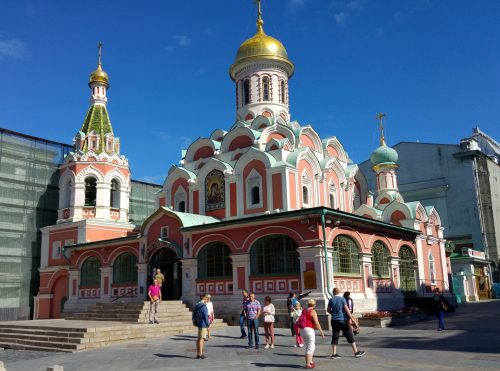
[146,215,184,249]
[228,136,252,151]
[193,191,199,214]
[48,228,79,266]
[289,172,297,209]
[272,173,283,210]
[243,160,268,215]
[300,134,315,150]
[193,146,214,161]
[230,182,237,217]
[86,226,134,243]
[326,145,339,158]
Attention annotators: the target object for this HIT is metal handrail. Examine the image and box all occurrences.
[110,287,137,302]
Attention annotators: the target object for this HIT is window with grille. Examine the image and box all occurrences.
[198,242,233,279]
[113,252,137,284]
[110,179,120,208]
[250,235,299,275]
[84,177,97,206]
[399,245,416,294]
[332,235,361,275]
[371,241,390,277]
[243,79,250,105]
[280,80,286,103]
[262,76,270,101]
[81,256,101,286]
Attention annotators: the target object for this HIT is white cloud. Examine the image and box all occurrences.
[287,0,306,11]
[173,35,191,47]
[334,12,348,25]
[0,38,28,60]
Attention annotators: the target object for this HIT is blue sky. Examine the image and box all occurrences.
[1,0,499,184]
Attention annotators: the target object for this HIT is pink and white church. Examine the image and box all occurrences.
[34,8,449,320]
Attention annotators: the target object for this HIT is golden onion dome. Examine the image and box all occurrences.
[230,18,294,80]
[89,63,109,87]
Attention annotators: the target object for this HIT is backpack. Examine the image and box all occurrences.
[192,303,204,327]
[297,308,308,329]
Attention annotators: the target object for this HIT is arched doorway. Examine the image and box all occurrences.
[149,247,182,300]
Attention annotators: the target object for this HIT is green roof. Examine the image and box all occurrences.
[79,104,113,152]
[370,144,398,166]
[160,207,220,227]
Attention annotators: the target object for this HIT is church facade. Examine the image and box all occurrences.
[35,7,449,320]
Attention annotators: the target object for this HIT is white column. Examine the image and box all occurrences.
[95,181,110,219]
[180,258,198,300]
[415,235,426,296]
[361,253,375,299]
[297,246,329,303]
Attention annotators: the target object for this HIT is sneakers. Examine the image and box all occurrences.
[239,335,247,339]
[330,354,341,359]
[265,344,270,349]
[354,351,365,358]
[148,321,153,324]
[304,364,315,369]
[270,344,274,349]
[298,344,304,348]
[196,354,207,359]
[255,345,259,349]
[294,344,298,348]
[154,320,159,324]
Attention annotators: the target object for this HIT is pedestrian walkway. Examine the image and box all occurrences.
[1,301,499,370]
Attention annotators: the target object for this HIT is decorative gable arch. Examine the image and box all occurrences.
[250,115,274,131]
[184,138,219,163]
[323,137,348,162]
[381,201,414,224]
[75,165,105,183]
[234,147,276,172]
[220,126,260,153]
[298,126,323,153]
[104,167,128,186]
[259,123,296,150]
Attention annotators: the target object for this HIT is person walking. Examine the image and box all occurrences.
[154,268,165,287]
[343,291,359,335]
[262,296,275,349]
[301,299,324,369]
[206,294,214,340]
[148,279,161,324]
[192,294,210,359]
[327,288,364,359]
[287,290,311,336]
[239,289,249,339]
[245,292,261,349]
[433,288,446,331]
[291,302,304,347]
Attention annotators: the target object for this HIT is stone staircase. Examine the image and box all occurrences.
[0,301,226,352]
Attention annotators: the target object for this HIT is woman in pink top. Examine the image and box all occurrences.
[301,299,324,369]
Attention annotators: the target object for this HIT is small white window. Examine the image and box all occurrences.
[302,171,312,207]
[174,187,187,212]
[429,253,436,284]
[160,226,169,239]
[246,169,263,209]
[52,241,61,259]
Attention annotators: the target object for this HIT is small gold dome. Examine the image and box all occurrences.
[230,20,294,80]
[89,64,109,86]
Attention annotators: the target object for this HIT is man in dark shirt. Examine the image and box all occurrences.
[239,289,249,338]
[287,290,311,336]
[327,288,365,359]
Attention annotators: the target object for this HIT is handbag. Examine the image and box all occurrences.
[264,314,275,323]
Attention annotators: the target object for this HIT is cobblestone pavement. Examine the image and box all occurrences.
[1,300,499,371]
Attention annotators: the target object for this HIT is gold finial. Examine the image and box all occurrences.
[254,0,264,32]
[97,41,103,67]
[375,112,387,146]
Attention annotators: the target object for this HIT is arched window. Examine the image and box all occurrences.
[84,177,97,206]
[280,80,286,103]
[332,235,361,275]
[243,79,250,105]
[178,200,186,212]
[197,242,233,279]
[251,186,260,205]
[250,235,299,275]
[113,252,138,284]
[302,186,309,205]
[429,252,436,284]
[80,256,101,286]
[61,179,72,209]
[262,76,270,101]
[399,245,416,294]
[110,179,120,209]
[329,193,335,208]
[371,241,390,277]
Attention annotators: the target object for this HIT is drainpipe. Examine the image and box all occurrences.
[320,209,333,298]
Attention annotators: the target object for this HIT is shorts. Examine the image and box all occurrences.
[331,319,355,344]
[198,327,208,339]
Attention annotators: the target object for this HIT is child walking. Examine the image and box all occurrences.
[291,302,304,347]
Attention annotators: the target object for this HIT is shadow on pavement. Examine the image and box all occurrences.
[154,353,194,359]
[252,362,304,368]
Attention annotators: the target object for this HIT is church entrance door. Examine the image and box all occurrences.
[149,248,182,300]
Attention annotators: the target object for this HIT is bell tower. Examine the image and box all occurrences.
[58,43,131,223]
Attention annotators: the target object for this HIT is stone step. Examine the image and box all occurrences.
[0,342,75,353]
[0,328,88,338]
[0,333,86,344]
[0,337,84,351]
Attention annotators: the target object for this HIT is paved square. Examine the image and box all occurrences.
[1,301,499,370]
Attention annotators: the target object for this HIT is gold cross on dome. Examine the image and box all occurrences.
[375,112,386,146]
[97,41,103,66]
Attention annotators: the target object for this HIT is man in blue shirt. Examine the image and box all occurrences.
[193,294,210,359]
[327,288,365,359]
